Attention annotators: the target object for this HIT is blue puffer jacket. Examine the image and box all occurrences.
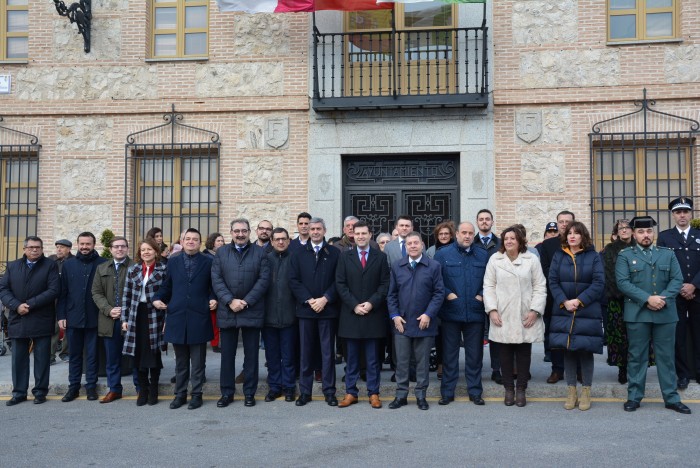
[434,243,487,323]
[548,246,605,354]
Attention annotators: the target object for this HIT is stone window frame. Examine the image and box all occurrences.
[591,141,692,250]
[150,0,209,59]
[131,148,219,247]
[606,0,680,45]
[1,0,29,61]
[0,151,38,265]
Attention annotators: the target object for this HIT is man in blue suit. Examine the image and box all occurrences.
[154,228,216,410]
[387,231,445,410]
[657,197,700,389]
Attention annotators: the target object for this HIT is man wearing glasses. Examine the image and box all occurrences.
[212,218,271,408]
[255,220,274,254]
[91,236,134,403]
[1,237,61,406]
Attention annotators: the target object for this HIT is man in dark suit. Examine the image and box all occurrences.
[335,221,390,409]
[289,217,340,406]
[387,231,445,411]
[0,236,60,406]
[384,215,413,267]
[657,197,700,389]
[211,218,271,408]
[474,209,503,384]
[289,212,312,253]
[538,210,575,384]
[154,228,217,410]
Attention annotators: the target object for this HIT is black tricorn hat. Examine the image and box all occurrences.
[630,216,657,229]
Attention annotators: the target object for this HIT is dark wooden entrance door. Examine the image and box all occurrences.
[343,155,459,247]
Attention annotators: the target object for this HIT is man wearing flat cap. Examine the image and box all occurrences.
[616,216,690,414]
[657,197,700,389]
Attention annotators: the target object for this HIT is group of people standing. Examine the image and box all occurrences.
[2,197,698,416]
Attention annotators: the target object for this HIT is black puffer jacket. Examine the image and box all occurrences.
[264,249,296,328]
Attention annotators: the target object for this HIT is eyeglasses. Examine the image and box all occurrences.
[24,246,42,250]
[618,226,631,231]
[232,229,249,234]
[273,238,289,242]
[112,245,128,249]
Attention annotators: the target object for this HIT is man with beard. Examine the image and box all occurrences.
[58,232,107,402]
[1,237,60,406]
[255,220,274,254]
[616,216,689,414]
[212,218,270,408]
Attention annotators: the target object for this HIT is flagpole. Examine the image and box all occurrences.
[391,6,397,100]
[312,10,320,101]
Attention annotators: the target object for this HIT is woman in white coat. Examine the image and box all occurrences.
[483,226,547,407]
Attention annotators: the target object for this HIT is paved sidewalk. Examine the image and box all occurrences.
[1,341,699,401]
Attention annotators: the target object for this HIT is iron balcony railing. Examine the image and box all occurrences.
[312,26,488,111]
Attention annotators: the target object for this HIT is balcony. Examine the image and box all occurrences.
[312,26,489,111]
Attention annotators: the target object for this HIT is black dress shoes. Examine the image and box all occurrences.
[325,395,338,406]
[6,395,27,406]
[170,396,187,409]
[677,377,689,390]
[296,393,312,406]
[416,398,429,410]
[388,397,407,409]
[86,388,98,401]
[244,395,256,407]
[438,396,454,406]
[665,402,691,414]
[188,395,203,410]
[469,395,485,406]
[265,391,283,402]
[491,371,503,385]
[623,400,640,412]
[33,395,47,405]
[217,395,234,408]
[62,389,79,402]
[285,393,295,402]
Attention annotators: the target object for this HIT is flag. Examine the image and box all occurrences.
[316,0,392,10]
[217,0,313,13]
[377,0,485,3]
[218,0,392,13]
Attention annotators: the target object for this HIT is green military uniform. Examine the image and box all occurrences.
[616,243,683,404]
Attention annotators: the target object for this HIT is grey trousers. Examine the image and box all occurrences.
[173,343,207,397]
[394,334,433,399]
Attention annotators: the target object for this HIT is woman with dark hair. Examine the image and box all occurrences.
[483,226,547,407]
[549,221,605,411]
[121,237,167,406]
[602,219,638,384]
[203,232,225,352]
[204,232,225,257]
[426,221,456,259]
[146,227,169,259]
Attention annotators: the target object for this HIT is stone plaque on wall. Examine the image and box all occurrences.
[266,117,289,149]
[516,111,542,143]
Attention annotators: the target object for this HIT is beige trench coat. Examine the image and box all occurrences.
[483,251,547,344]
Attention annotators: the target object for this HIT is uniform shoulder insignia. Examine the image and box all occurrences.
[656,246,673,251]
[619,246,633,253]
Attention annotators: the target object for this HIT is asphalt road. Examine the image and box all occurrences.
[1,396,697,467]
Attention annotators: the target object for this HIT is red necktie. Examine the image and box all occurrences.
[361,250,367,268]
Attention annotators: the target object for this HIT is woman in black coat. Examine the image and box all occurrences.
[549,222,604,411]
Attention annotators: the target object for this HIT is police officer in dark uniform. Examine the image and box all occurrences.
[616,216,690,414]
[657,197,700,389]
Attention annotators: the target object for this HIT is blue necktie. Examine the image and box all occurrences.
[401,240,406,256]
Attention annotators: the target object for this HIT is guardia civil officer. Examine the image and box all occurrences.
[615,216,690,414]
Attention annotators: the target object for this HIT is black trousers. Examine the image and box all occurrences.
[220,327,260,398]
[11,336,51,398]
[675,297,700,380]
[498,342,532,390]
[173,343,207,397]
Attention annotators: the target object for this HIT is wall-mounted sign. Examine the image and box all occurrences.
[0,75,10,94]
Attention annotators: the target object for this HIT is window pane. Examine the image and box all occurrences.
[140,186,173,205]
[184,33,207,56]
[6,160,38,183]
[140,159,173,182]
[347,10,392,31]
[610,15,636,39]
[6,37,27,58]
[6,0,28,5]
[185,6,207,29]
[5,188,37,206]
[5,216,36,237]
[180,215,217,236]
[610,0,636,9]
[7,10,28,32]
[154,35,177,56]
[596,150,635,176]
[155,7,177,30]
[182,158,216,180]
[646,0,672,7]
[405,31,452,60]
[404,3,452,28]
[646,148,684,175]
[181,186,217,208]
[646,12,672,37]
